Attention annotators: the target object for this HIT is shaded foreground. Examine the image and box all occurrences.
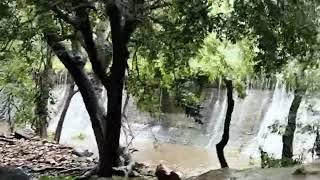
[187,161,320,180]
[38,161,320,180]
[0,134,96,177]
[1,132,320,180]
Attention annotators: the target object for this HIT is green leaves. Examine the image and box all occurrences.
[191,32,255,97]
[0,2,10,18]
[214,0,320,74]
[0,42,38,126]
[0,0,42,126]
[128,0,212,116]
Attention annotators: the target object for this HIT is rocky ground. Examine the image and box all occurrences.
[0,133,158,179]
[187,161,320,180]
[1,132,320,180]
[0,134,97,177]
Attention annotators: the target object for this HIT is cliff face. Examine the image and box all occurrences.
[187,161,320,180]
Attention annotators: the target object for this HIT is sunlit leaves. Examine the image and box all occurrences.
[191,33,256,92]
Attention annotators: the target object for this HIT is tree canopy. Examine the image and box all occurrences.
[0,0,319,178]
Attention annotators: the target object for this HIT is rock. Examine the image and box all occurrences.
[155,164,181,180]
[72,149,94,157]
[187,162,320,180]
[16,127,36,139]
[293,162,320,175]
[14,132,31,140]
[132,162,154,177]
[0,167,30,180]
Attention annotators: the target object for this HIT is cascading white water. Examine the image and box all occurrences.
[243,81,294,158]
[206,94,227,148]
[243,82,319,161]
[47,80,320,174]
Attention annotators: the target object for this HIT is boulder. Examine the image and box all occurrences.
[0,167,30,180]
[155,164,181,180]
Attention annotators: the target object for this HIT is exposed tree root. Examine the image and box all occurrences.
[76,165,99,180]
[76,161,154,179]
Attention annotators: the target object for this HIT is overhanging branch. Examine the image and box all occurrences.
[74,6,110,89]
[51,6,79,28]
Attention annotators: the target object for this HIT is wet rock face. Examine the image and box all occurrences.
[0,167,30,180]
[155,164,181,180]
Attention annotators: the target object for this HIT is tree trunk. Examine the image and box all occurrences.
[46,33,106,165]
[282,88,306,161]
[54,81,77,143]
[54,34,82,143]
[98,5,130,176]
[312,127,320,159]
[47,1,138,176]
[216,79,234,168]
[34,57,52,138]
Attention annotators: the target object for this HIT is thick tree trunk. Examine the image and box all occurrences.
[282,88,306,161]
[54,82,77,142]
[47,1,138,176]
[216,79,234,168]
[46,33,106,164]
[54,35,82,143]
[98,5,130,177]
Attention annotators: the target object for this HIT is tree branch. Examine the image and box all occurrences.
[45,31,106,158]
[74,6,110,89]
[123,19,138,44]
[51,6,79,28]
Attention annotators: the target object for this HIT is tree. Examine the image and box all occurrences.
[54,33,82,143]
[214,0,319,73]
[191,33,255,167]
[54,76,77,143]
[128,0,212,121]
[27,0,211,177]
[280,60,320,163]
[0,1,42,134]
[216,79,234,168]
[33,45,53,138]
[214,0,320,165]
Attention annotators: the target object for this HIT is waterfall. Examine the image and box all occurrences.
[243,82,319,161]
[243,82,294,158]
[206,93,227,148]
[47,81,320,162]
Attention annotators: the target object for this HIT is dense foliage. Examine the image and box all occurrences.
[0,0,319,177]
[214,0,320,73]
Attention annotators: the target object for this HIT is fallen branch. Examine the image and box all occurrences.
[0,137,16,145]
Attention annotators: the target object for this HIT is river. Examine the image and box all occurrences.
[45,82,320,177]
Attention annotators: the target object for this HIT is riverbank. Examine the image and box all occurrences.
[187,161,320,180]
